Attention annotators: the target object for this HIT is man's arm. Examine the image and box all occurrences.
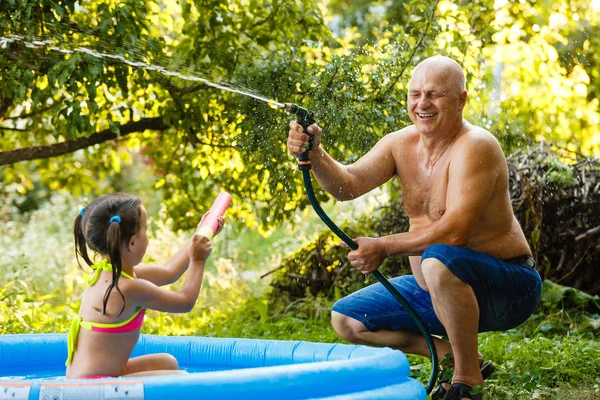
[288,121,399,200]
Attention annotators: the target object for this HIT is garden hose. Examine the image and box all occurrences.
[284,102,439,394]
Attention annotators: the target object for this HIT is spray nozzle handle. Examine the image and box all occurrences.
[284,103,316,169]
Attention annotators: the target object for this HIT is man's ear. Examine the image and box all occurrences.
[458,90,467,111]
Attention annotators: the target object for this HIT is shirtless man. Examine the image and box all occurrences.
[286,56,542,400]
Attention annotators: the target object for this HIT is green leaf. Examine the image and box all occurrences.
[86,84,97,100]
[15,84,26,99]
[109,121,121,135]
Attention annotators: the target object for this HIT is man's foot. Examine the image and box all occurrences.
[431,360,494,400]
[443,382,484,400]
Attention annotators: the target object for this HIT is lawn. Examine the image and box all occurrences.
[1,194,598,399]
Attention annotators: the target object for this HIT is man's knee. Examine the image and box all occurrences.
[331,311,368,343]
[421,256,461,290]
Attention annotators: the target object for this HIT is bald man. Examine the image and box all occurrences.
[286,56,542,400]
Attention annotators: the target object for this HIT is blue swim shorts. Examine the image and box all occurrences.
[332,244,542,335]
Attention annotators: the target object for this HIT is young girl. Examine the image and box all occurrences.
[65,193,223,379]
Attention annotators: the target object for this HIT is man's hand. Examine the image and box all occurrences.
[287,120,322,156]
[340,237,387,275]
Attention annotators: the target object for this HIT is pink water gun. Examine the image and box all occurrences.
[197,192,232,239]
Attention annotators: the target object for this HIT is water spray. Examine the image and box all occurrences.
[284,103,439,395]
[0,35,284,107]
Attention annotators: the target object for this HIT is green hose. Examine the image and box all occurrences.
[287,103,439,394]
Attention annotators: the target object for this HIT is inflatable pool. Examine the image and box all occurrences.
[0,334,425,399]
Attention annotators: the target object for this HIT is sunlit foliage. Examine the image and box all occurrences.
[2,0,596,231]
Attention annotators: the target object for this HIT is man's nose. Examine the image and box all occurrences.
[418,95,432,108]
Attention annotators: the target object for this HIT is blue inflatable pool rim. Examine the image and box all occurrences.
[0,334,426,400]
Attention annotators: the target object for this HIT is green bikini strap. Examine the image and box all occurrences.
[87,259,134,286]
[65,316,82,366]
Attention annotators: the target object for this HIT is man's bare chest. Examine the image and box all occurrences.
[398,171,449,221]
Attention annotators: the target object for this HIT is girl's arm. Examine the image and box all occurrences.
[127,234,212,313]
[134,216,223,286]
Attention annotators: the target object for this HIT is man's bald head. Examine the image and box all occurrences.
[410,56,466,96]
[406,56,468,134]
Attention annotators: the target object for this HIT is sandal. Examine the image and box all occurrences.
[444,382,484,400]
[431,360,495,400]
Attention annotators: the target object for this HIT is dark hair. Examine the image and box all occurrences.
[74,193,142,316]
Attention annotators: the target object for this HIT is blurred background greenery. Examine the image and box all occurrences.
[1,0,599,398]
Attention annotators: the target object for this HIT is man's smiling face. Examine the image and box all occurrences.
[407,63,466,135]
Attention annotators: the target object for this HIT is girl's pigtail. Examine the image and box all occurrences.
[104,219,126,316]
[74,213,93,268]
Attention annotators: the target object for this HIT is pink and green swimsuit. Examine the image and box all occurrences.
[65,260,146,368]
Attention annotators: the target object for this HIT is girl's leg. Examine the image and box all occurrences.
[122,353,187,376]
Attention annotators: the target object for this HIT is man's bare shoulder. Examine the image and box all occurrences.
[456,122,504,156]
[388,124,419,137]
[381,125,420,146]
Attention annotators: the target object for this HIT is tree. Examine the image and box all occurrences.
[0,0,440,230]
[1,0,598,232]
[485,0,600,156]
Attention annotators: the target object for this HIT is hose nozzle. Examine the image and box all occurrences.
[284,103,315,127]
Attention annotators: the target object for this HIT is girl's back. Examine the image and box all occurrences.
[66,270,141,378]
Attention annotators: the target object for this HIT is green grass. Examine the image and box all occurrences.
[1,192,599,399]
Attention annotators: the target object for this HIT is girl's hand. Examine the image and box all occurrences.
[196,213,225,237]
[189,234,212,261]
[213,216,225,236]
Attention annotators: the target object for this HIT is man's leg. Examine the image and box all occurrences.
[331,311,452,361]
[330,274,452,360]
[421,257,483,388]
